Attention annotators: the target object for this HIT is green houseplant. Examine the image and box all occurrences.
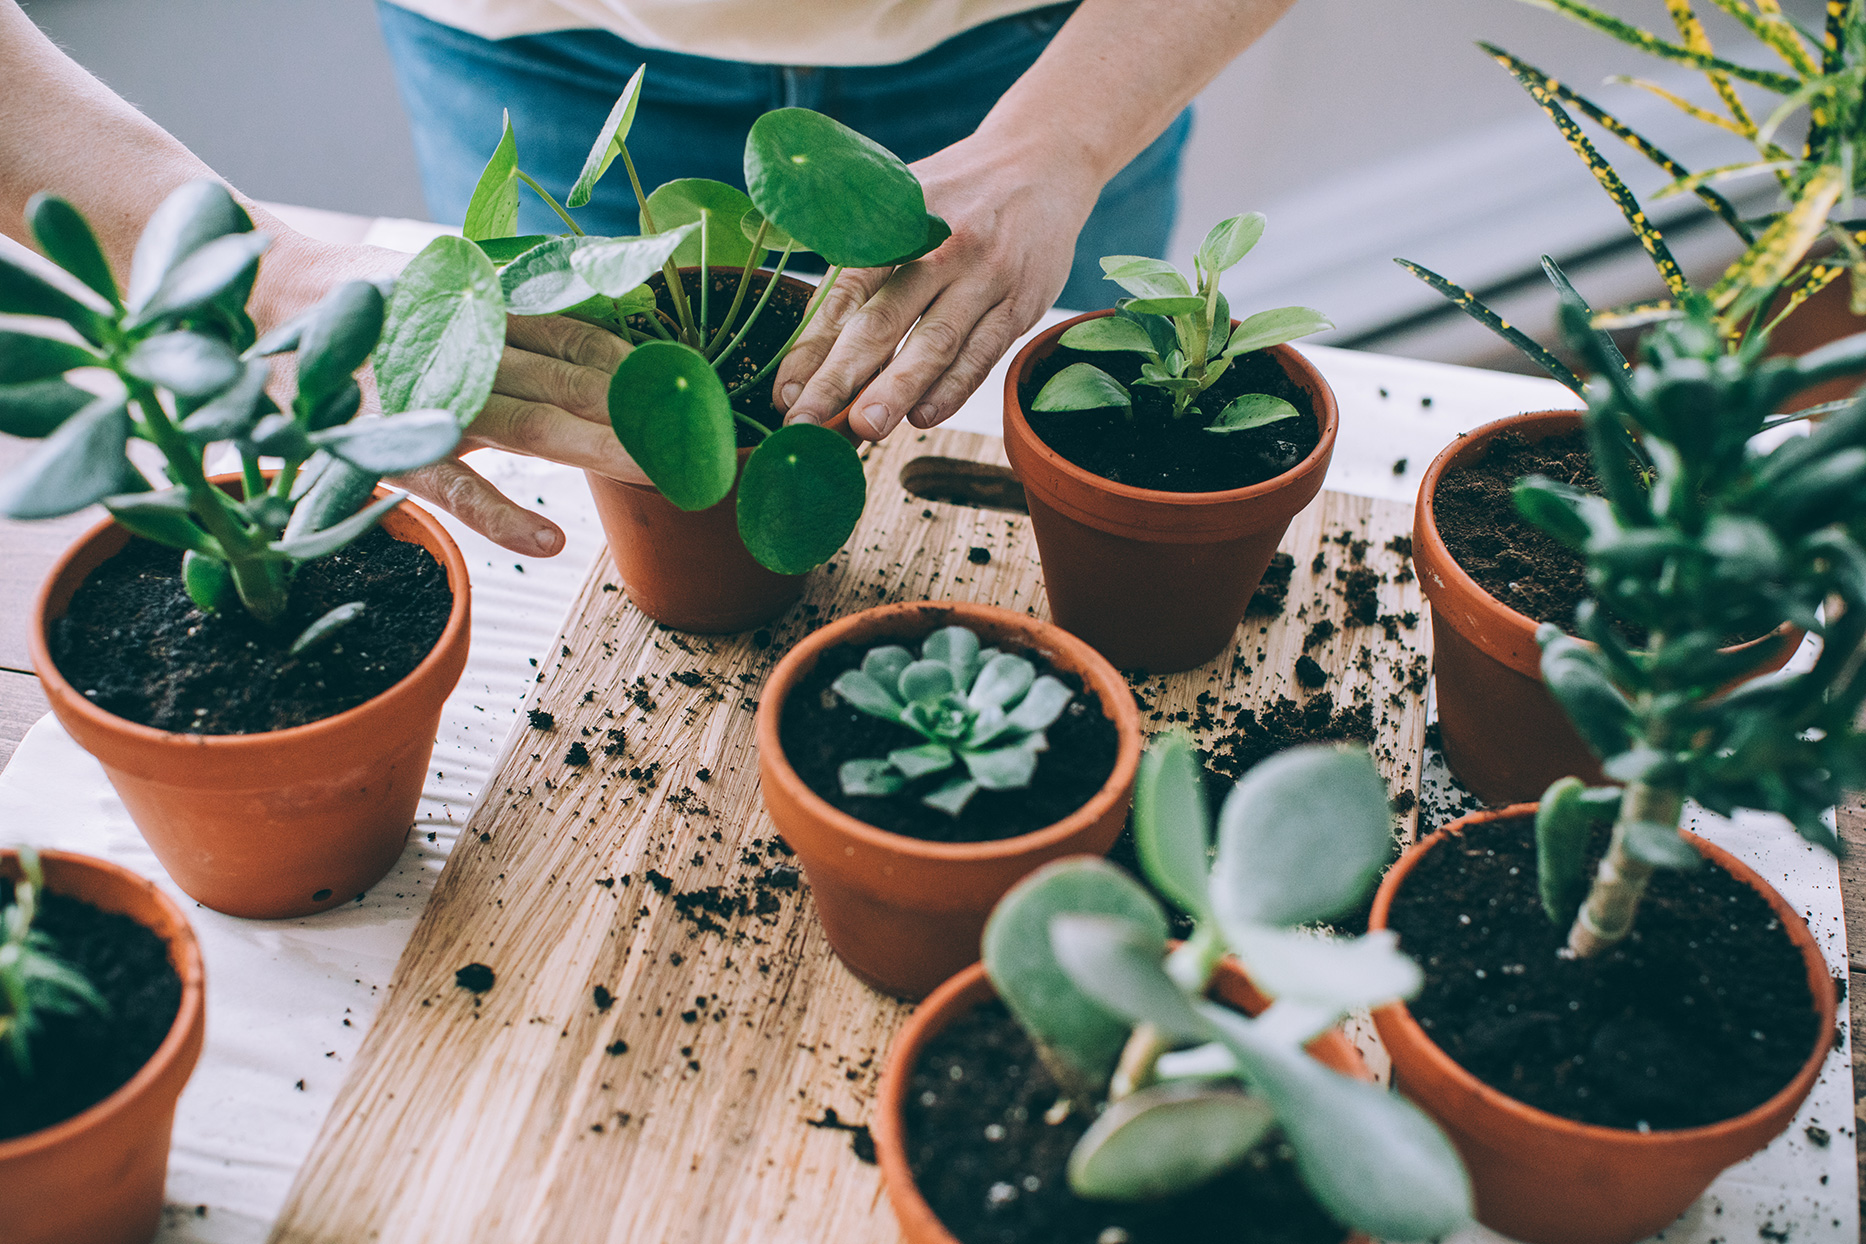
[873,739,1472,1244]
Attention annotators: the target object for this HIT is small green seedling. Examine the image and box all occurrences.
[1033,213,1330,432]
[981,738,1470,1240]
[398,70,952,575]
[0,182,478,644]
[833,625,1072,815]
[0,848,106,1074]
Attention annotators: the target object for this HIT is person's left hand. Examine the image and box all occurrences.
[771,129,1104,440]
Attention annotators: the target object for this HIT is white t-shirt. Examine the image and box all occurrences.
[385,0,1063,66]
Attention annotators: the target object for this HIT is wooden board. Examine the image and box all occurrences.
[269,428,1431,1244]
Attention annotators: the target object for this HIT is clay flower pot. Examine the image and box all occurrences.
[1002,311,1339,673]
[873,956,1371,1244]
[755,601,1143,1000]
[1415,410,1799,804]
[1368,804,1836,1244]
[586,269,858,634]
[0,849,205,1244]
[30,494,472,919]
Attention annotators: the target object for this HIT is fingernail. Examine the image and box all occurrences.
[534,528,560,554]
[786,407,822,426]
[780,382,802,409]
[910,403,939,428]
[861,403,903,438]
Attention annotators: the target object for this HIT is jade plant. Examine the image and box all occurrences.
[1032,213,1331,433]
[0,849,104,1074]
[0,181,482,645]
[393,68,950,574]
[1516,296,1866,957]
[980,738,1470,1239]
[831,626,1072,815]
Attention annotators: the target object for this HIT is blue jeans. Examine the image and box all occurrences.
[374,2,1190,310]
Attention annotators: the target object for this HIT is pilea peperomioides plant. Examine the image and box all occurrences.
[980,737,1471,1240]
[1033,213,1331,434]
[1516,296,1866,957]
[395,68,951,574]
[0,848,104,1075]
[832,626,1073,815]
[0,181,482,644]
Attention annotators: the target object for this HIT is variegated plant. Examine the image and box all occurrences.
[832,626,1072,816]
[979,739,1471,1240]
[1033,213,1331,433]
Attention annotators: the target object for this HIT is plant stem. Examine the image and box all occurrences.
[707,221,771,357]
[731,410,771,441]
[241,445,266,503]
[699,213,710,346]
[619,144,699,343]
[712,244,795,370]
[727,264,840,400]
[1566,780,1684,957]
[515,171,584,237]
[1109,1023,1167,1101]
[1109,922,1225,1101]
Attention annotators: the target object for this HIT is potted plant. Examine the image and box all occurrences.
[1,181,481,917]
[1000,213,1337,673]
[0,847,206,1244]
[873,738,1472,1244]
[753,602,1143,999]
[1370,298,1864,1244]
[405,70,948,631]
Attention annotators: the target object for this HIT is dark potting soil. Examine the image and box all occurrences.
[0,882,183,1141]
[50,526,451,735]
[906,1000,1345,1244]
[1019,342,1320,493]
[778,643,1120,844]
[630,269,808,445]
[1385,814,1819,1130]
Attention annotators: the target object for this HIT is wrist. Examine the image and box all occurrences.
[246,223,408,335]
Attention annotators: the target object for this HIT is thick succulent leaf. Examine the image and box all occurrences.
[1538,629,1635,757]
[1227,927,1422,1012]
[270,489,405,561]
[571,225,700,298]
[1196,213,1266,277]
[376,235,505,425]
[1535,777,1618,926]
[0,378,96,438]
[644,179,765,269]
[0,326,100,385]
[567,65,647,210]
[1621,819,1702,869]
[296,281,386,403]
[0,396,132,519]
[830,668,902,720]
[1513,476,1608,551]
[26,194,120,308]
[1060,316,1159,356]
[607,340,735,510]
[1100,256,1193,302]
[886,741,955,779]
[0,250,109,342]
[300,380,362,433]
[124,331,242,400]
[462,110,520,241]
[922,625,981,683]
[290,602,366,656]
[309,410,462,474]
[500,236,602,315]
[898,659,958,706]
[735,422,866,574]
[1132,732,1213,921]
[1207,394,1301,434]
[127,180,253,311]
[1005,676,1074,733]
[1223,307,1332,357]
[181,550,233,613]
[104,488,216,554]
[1068,1082,1275,1203]
[923,775,980,815]
[282,458,379,539]
[178,359,270,443]
[129,232,270,329]
[861,645,913,688]
[968,653,1036,712]
[838,757,906,797]
[1050,913,1206,1043]
[249,412,314,459]
[1210,744,1392,933]
[1033,363,1131,413]
[962,734,1044,790]
[982,857,1169,1095]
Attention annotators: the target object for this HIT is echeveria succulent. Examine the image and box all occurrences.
[831,626,1072,815]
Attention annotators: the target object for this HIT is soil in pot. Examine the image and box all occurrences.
[1384,813,1818,1130]
[629,269,809,444]
[0,880,182,1141]
[1017,346,1320,492]
[906,999,1345,1244]
[50,526,452,734]
[777,642,1120,844]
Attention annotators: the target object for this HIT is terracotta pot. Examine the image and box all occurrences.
[1369,804,1836,1244]
[755,601,1143,1000]
[30,489,472,918]
[874,956,1371,1244]
[1002,312,1339,673]
[0,849,205,1244]
[586,268,859,633]
[1415,410,1800,804]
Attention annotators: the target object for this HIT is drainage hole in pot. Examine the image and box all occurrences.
[899,457,1028,514]
[313,888,333,902]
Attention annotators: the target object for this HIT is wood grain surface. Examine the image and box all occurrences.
[269,427,1430,1244]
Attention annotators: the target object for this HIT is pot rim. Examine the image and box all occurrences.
[753,600,1143,864]
[0,848,204,1162]
[28,480,471,750]
[1368,802,1838,1147]
[1002,310,1340,509]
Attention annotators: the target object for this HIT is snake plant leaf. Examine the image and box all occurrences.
[838,757,907,797]
[1210,744,1393,933]
[1207,394,1301,434]
[475,235,552,266]
[1051,913,1208,1044]
[0,327,100,385]
[309,410,461,475]
[963,733,1045,790]
[1395,259,1586,396]
[0,378,96,438]
[1067,1082,1276,1203]
[1223,307,1332,357]
[1060,316,1159,356]
[1132,732,1213,922]
[1710,164,1848,314]
[1033,363,1131,413]
[1005,676,1073,733]
[606,339,734,512]
[1535,777,1617,925]
[1200,1004,1472,1241]
[968,653,1035,712]
[898,659,958,705]
[887,741,956,779]
[735,421,867,573]
[831,668,903,720]
[127,180,253,312]
[104,488,217,554]
[500,236,603,315]
[861,645,914,688]
[1515,0,1802,93]
[125,331,242,400]
[983,858,1170,1098]
[644,179,766,269]
[27,194,120,308]
[376,235,505,425]
[270,489,405,561]
[1228,927,1422,1013]
[295,281,386,405]
[129,232,271,330]
[571,225,700,297]
[0,395,133,519]
[1195,213,1266,277]
[463,110,521,241]
[922,625,981,682]
[569,66,647,210]
[923,775,980,815]
[744,108,946,269]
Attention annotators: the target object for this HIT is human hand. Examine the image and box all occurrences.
[771,131,1104,441]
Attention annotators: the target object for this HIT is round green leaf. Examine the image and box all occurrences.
[736,421,866,573]
[744,108,944,269]
[1033,362,1131,413]
[644,179,766,270]
[608,340,735,512]
[375,235,505,425]
[1068,1082,1275,1202]
[27,194,120,308]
